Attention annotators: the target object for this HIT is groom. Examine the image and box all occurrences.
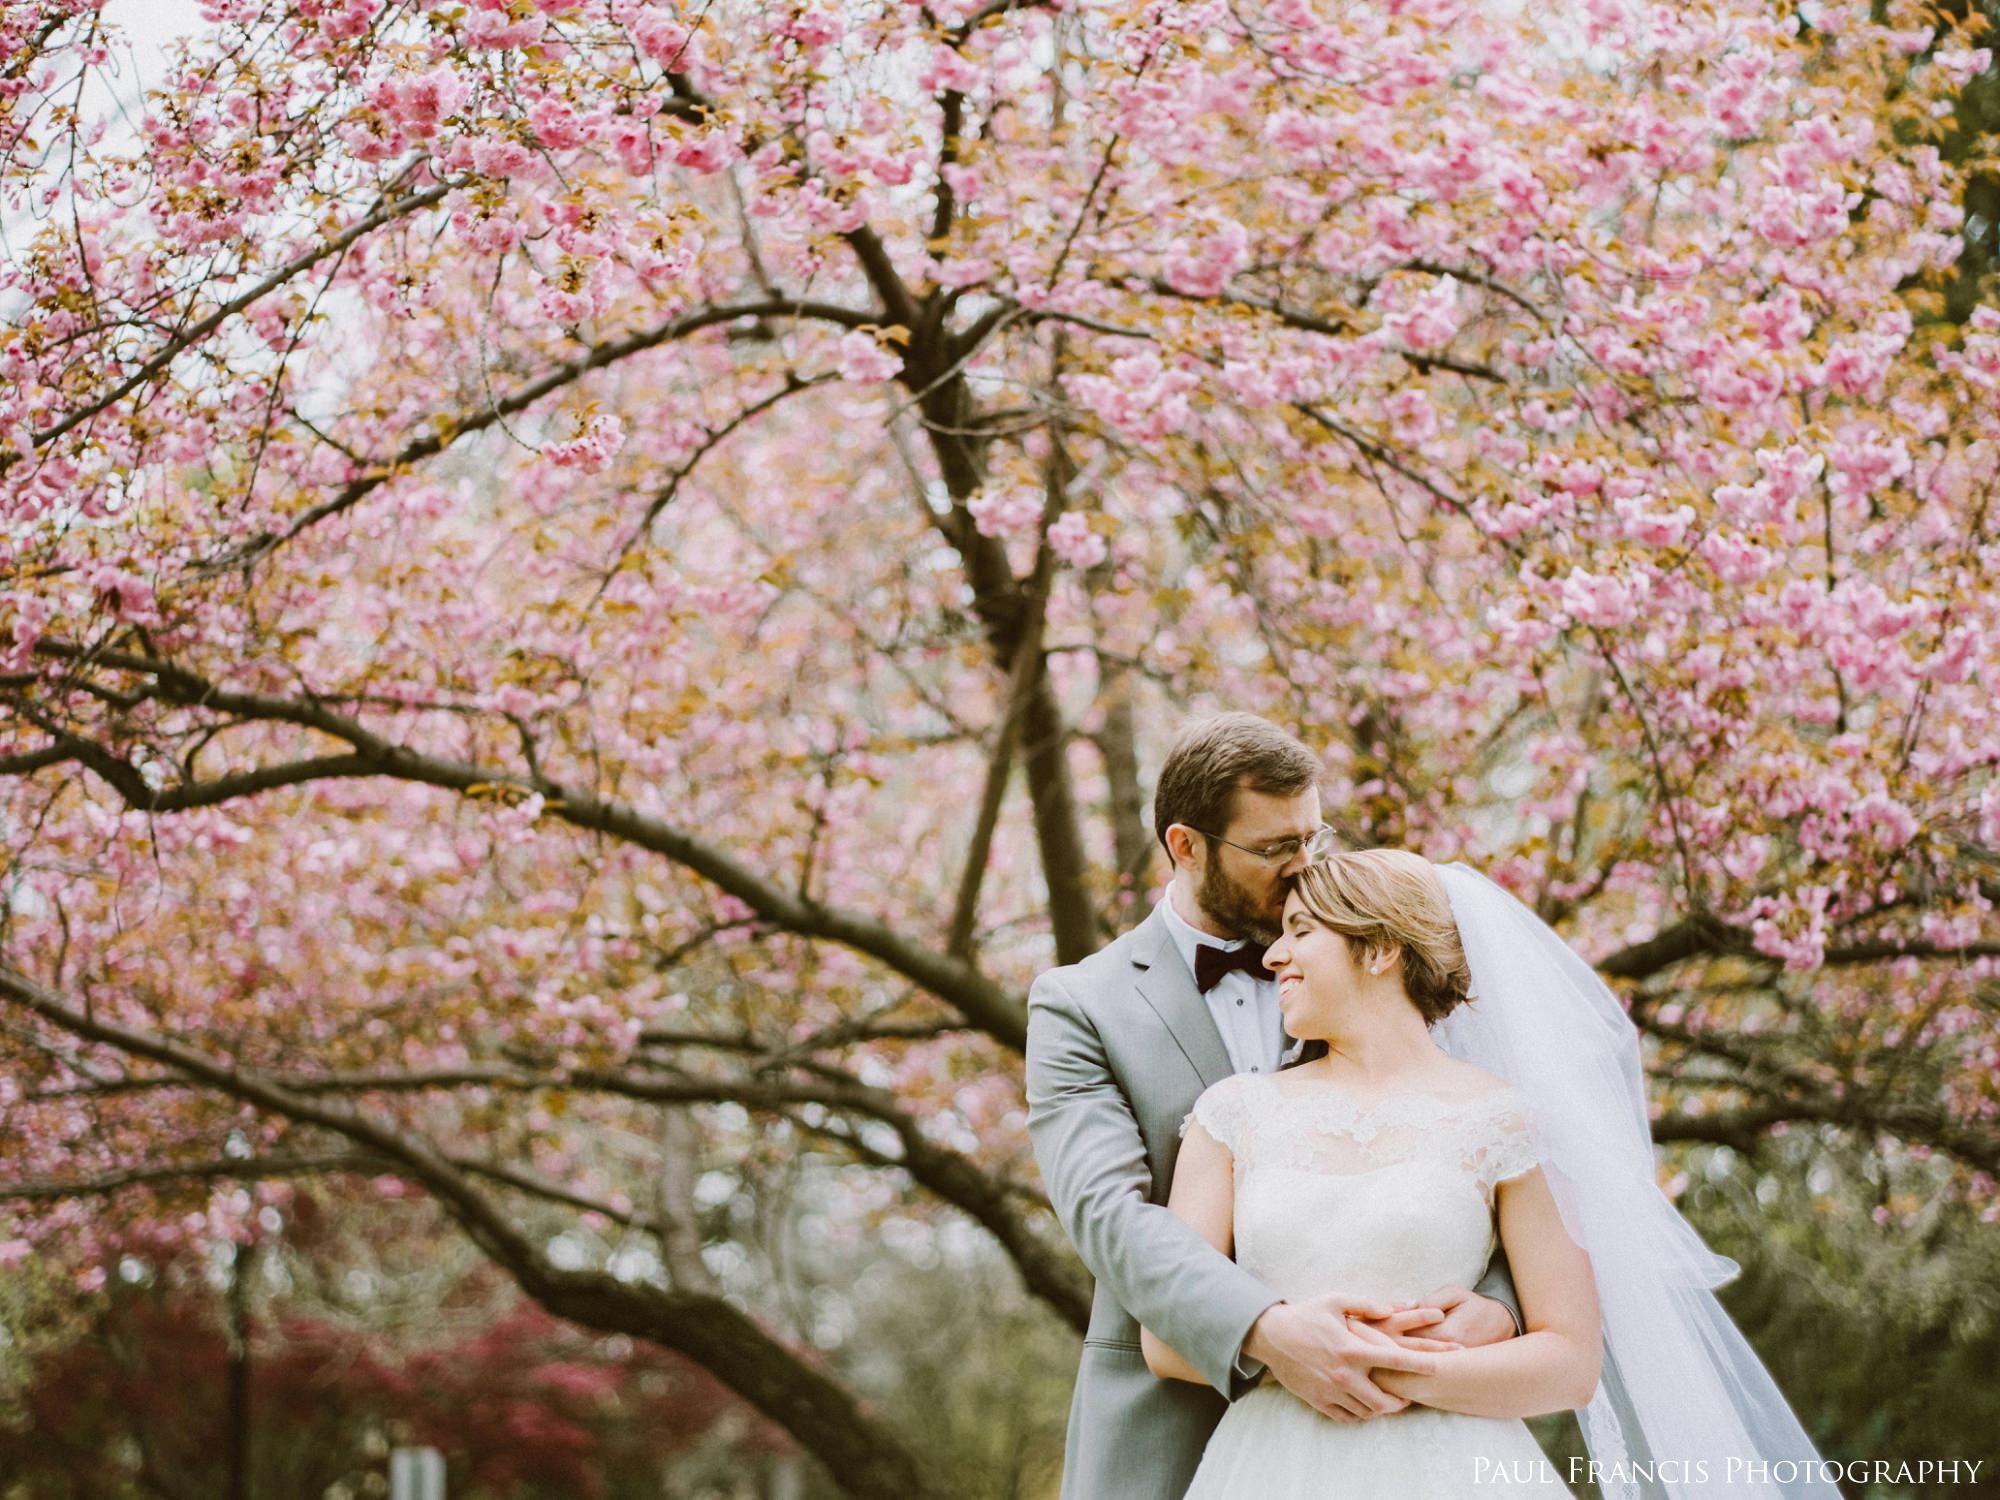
[1025,713,1522,1500]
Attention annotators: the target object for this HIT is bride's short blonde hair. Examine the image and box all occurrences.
[1291,849,1471,1025]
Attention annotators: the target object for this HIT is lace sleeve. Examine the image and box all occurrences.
[1180,1074,1252,1157]
[1465,1090,1542,1196]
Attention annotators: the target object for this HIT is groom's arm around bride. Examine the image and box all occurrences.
[1028,969,1440,1423]
[1134,1100,1477,1413]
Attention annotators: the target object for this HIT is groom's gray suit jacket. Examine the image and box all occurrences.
[1026,903,1519,1500]
[1025,904,1286,1500]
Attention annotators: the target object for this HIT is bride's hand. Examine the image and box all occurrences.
[1366,1284,1515,1350]
[1350,1311,1462,1354]
[1244,1295,1445,1423]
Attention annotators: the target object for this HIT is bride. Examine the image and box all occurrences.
[1140,849,1838,1499]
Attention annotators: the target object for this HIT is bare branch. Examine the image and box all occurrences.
[0,1151,386,1200]
[7,1034,1092,1330]
[1389,258,1552,328]
[843,224,920,329]
[0,744,71,777]
[948,569,1047,958]
[1596,916,1745,980]
[1637,1011,2000,1176]
[1595,915,2000,979]
[1650,1092,1999,1177]
[596,370,838,592]
[1143,275,1351,337]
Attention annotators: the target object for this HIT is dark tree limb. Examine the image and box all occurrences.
[5,1032,1092,1329]
[19,639,1029,1050]
[1094,665,1153,935]
[948,617,1040,960]
[1650,1092,2000,1178]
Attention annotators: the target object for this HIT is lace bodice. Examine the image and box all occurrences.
[1180,1072,1541,1306]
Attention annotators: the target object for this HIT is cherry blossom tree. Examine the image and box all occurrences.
[2,0,1998,1493]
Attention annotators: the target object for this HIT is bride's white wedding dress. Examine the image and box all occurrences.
[1179,1071,1569,1499]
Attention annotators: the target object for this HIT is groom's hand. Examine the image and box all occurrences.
[1242,1295,1444,1422]
[1362,1284,1517,1350]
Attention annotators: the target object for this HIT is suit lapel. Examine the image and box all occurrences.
[1131,906,1234,1091]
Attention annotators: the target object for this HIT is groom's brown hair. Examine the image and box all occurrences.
[1153,713,1321,860]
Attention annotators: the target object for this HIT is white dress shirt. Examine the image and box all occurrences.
[1159,887,1294,1076]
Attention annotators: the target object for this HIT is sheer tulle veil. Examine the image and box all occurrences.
[1431,862,1839,1499]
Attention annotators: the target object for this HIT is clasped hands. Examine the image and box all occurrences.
[1241,1285,1514,1423]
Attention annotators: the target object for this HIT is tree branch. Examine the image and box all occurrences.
[946,0,1055,44]
[843,224,920,329]
[1142,275,1351,337]
[0,744,72,777]
[1650,1093,1999,1177]
[17,181,457,467]
[23,639,1029,1050]
[947,544,1049,959]
[209,297,877,573]
[8,1038,1093,1330]
[1596,916,1748,980]
[0,1151,385,1200]
[596,370,838,590]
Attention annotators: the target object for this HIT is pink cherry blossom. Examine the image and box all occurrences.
[466,7,547,50]
[835,331,902,384]
[370,66,469,141]
[920,44,980,95]
[544,412,626,472]
[1161,218,1249,297]
[629,5,692,67]
[1383,275,1463,351]
[673,129,736,174]
[967,484,1042,539]
[1047,511,1108,570]
[1558,566,1650,628]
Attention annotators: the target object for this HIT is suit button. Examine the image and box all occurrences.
[1236,998,1244,1006]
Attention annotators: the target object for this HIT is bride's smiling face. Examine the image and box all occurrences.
[1264,889,1372,1037]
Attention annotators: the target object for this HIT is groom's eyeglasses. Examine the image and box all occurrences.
[1191,823,1338,868]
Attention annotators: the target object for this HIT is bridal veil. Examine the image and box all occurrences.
[1432,862,1841,1499]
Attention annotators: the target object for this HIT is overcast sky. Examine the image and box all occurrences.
[0,3,198,257]
[90,0,205,129]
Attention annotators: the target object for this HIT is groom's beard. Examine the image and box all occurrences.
[1196,858,1284,946]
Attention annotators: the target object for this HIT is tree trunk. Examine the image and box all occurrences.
[1098,667,1154,934]
[225,1239,255,1500]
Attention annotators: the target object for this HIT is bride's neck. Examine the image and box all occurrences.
[1309,1005,1440,1085]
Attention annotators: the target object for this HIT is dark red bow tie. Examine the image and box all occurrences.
[1194,941,1271,994]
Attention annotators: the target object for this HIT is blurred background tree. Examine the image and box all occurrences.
[0,1202,798,1499]
[1931,2,2000,322]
